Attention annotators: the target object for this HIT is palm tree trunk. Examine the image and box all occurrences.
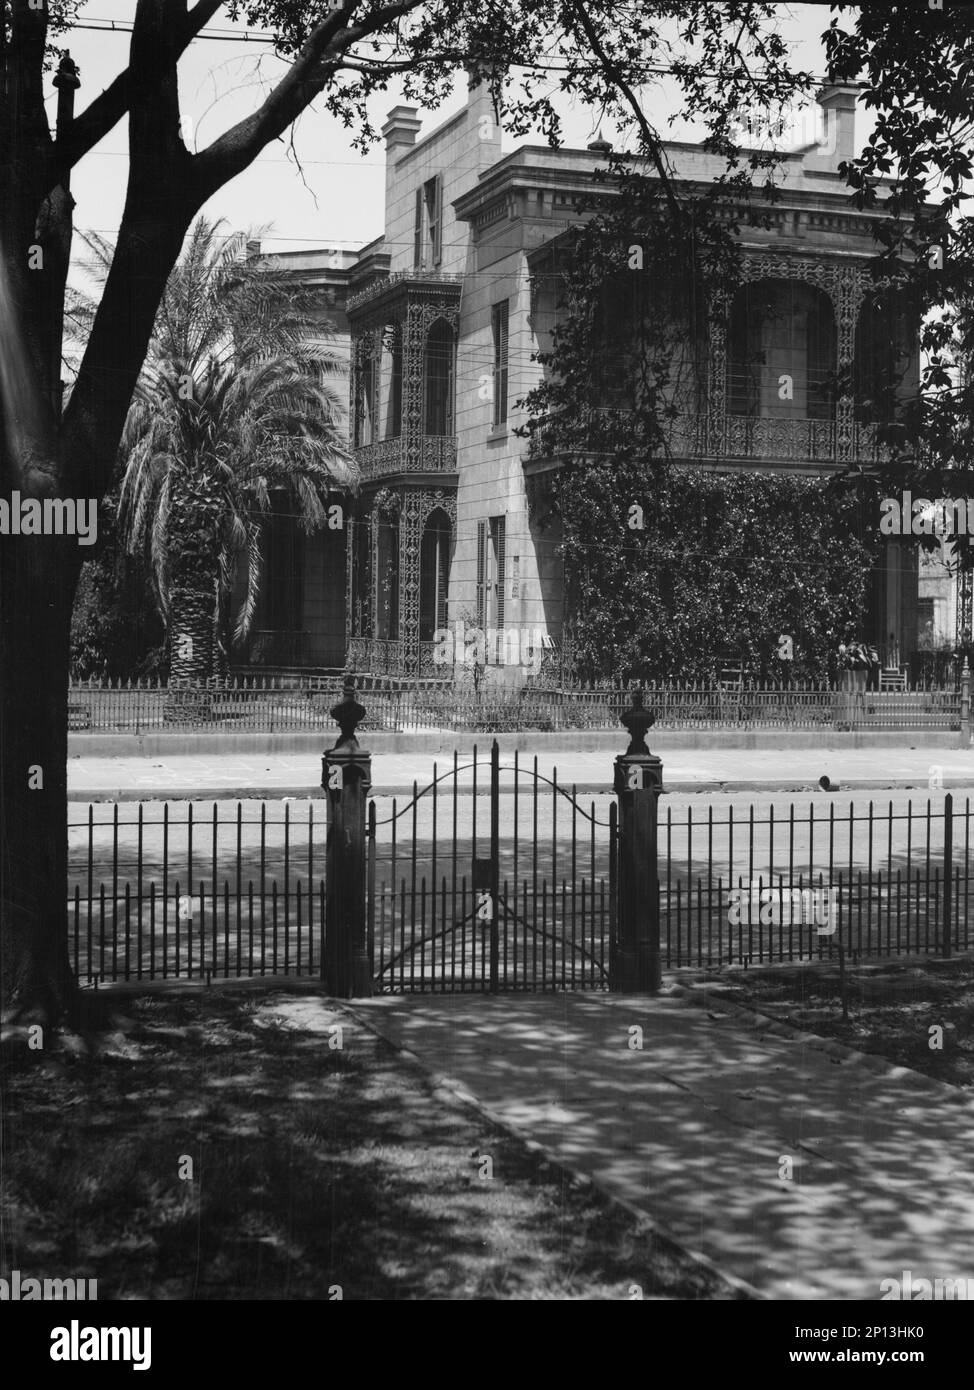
[165,579,218,722]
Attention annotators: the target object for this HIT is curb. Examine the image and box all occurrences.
[66,776,974,803]
[69,730,974,757]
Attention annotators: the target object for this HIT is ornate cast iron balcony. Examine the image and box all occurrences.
[347,271,464,316]
[524,411,892,469]
[356,435,458,481]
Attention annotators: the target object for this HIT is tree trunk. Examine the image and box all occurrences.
[165,576,219,722]
[0,531,80,1025]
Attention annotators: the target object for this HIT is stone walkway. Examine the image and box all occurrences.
[351,988,974,1300]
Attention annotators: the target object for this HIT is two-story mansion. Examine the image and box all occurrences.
[241,75,961,681]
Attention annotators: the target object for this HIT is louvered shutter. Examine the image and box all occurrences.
[493,517,506,633]
[414,187,424,268]
[476,521,487,629]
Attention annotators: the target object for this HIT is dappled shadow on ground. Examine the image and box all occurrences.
[356,990,974,1300]
[706,956,974,1089]
[0,990,736,1300]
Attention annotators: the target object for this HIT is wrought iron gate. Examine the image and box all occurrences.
[366,742,617,992]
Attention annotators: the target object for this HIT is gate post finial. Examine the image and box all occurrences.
[330,677,367,751]
[620,690,656,756]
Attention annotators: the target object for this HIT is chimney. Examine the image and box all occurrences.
[810,83,858,167]
[246,238,261,260]
[381,105,422,157]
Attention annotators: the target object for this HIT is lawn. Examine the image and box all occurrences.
[0,986,742,1300]
[695,954,974,1088]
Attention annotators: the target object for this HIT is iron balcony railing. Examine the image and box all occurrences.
[355,434,457,480]
[525,411,892,466]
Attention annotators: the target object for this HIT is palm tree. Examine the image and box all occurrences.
[67,217,357,694]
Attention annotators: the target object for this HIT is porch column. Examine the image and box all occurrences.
[835,267,865,465]
[398,493,424,676]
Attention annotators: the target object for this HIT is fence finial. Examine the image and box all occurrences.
[620,690,655,755]
[330,677,366,750]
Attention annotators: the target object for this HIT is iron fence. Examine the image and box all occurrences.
[66,675,964,733]
[68,789,973,988]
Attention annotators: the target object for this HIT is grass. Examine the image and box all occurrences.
[0,987,743,1300]
[699,954,974,1088]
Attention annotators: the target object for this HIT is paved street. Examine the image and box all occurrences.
[68,744,974,801]
[351,988,974,1300]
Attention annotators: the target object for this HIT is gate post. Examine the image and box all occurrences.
[612,692,664,993]
[322,679,373,998]
[960,658,971,747]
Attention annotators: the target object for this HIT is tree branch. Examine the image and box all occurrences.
[48,0,224,190]
[569,0,684,225]
[10,0,51,157]
[189,0,422,203]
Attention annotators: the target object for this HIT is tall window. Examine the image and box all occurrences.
[264,499,304,638]
[424,319,455,435]
[419,510,452,640]
[853,290,917,424]
[491,300,509,427]
[354,346,376,447]
[380,323,402,440]
[413,174,443,269]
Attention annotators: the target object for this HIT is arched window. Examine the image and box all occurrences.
[354,340,376,447]
[424,319,455,435]
[419,508,452,641]
[376,511,399,639]
[379,322,403,440]
[727,279,836,420]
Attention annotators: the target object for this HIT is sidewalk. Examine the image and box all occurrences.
[67,744,974,801]
[350,989,974,1300]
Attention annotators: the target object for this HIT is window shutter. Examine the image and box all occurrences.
[436,526,449,630]
[433,174,443,266]
[414,187,424,268]
[494,517,506,632]
[476,521,487,629]
[492,301,509,426]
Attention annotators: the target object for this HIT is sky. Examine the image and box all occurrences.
[54,2,849,267]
